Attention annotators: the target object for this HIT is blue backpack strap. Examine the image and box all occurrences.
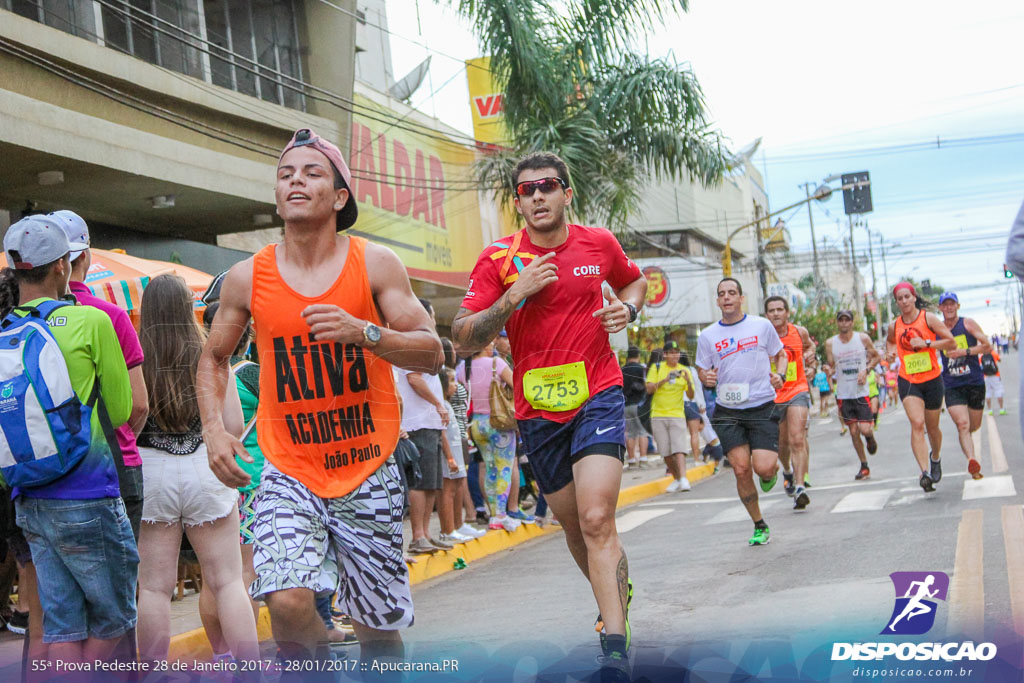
[33,299,72,320]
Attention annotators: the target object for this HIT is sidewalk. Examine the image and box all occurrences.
[166,457,717,662]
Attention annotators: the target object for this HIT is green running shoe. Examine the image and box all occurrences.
[596,578,633,652]
[759,472,777,493]
[749,526,770,546]
[1000,409,1007,415]
[804,473,812,488]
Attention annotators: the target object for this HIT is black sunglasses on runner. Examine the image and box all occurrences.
[515,177,568,196]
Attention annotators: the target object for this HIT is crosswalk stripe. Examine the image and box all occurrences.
[705,498,781,525]
[830,489,896,513]
[986,413,1008,474]
[1000,505,1024,636]
[615,508,673,533]
[962,475,1017,500]
[947,509,985,639]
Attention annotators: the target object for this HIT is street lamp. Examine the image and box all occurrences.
[722,177,861,291]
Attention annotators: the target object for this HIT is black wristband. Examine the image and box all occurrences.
[625,302,638,323]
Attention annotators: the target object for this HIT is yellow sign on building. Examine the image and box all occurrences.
[347,94,484,288]
[465,57,508,146]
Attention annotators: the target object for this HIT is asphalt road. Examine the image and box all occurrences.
[401,353,1024,682]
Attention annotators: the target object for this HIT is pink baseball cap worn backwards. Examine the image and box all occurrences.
[279,128,358,230]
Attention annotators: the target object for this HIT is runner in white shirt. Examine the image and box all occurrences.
[696,278,788,546]
[824,310,881,481]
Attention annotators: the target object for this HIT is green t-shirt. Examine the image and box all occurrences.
[645,363,692,418]
[18,297,131,499]
[232,357,264,491]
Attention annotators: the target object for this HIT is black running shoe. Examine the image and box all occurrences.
[6,610,27,636]
[929,453,942,483]
[920,472,935,492]
[783,471,795,497]
[865,434,878,455]
[793,488,810,510]
[855,464,870,480]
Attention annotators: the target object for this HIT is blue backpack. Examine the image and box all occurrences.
[0,300,94,489]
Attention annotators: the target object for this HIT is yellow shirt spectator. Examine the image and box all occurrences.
[646,362,693,418]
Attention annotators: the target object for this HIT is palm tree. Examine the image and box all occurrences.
[450,0,728,232]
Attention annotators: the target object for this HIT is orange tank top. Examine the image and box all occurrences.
[250,236,400,498]
[774,323,809,403]
[895,310,941,383]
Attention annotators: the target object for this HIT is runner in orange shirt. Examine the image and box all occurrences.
[885,282,957,492]
[197,129,441,673]
[764,296,816,510]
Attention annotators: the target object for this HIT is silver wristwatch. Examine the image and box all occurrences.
[362,322,382,348]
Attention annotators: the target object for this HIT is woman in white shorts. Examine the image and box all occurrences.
[135,275,259,664]
[437,368,485,544]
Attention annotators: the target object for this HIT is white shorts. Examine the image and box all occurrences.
[651,417,690,456]
[985,375,1004,399]
[140,445,237,526]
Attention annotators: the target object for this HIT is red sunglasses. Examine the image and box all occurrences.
[515,177,568,196]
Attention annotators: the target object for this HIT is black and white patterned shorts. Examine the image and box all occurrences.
[250,457,413,630]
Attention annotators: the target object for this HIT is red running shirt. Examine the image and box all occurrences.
[461,225,642,423]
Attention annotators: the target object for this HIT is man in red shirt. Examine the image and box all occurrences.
[453,152,647,674]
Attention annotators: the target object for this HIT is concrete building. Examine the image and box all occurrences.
[0,0,359,273]
[217,0,487,326]
[622,160,771,353]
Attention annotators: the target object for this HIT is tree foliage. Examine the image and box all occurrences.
[450,0,728,232]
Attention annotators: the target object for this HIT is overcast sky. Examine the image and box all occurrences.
[384,0,1024,333]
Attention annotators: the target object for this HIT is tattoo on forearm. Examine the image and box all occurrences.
[616,551,629,616]
[454,293,518,347]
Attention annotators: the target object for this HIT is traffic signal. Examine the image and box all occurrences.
[1004,264,1015,279]
[841,172,873,215]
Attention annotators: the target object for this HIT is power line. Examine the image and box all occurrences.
[764,132,1024,164]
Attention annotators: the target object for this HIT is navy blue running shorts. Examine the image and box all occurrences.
[519,387,626,494]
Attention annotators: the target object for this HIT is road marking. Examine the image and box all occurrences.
[947,509,985,639]
[615,508,673,533]
[962,475,1017,500]
[640,473,970,508]
[986,413,1008,474]
[705,498,781,525]
[888,491,928,507]
[1001,505,1024,636]
[830,488,896,513]
[639,496,739,507]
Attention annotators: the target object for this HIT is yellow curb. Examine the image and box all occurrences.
[167,460,717,661]
[169,604,273,663]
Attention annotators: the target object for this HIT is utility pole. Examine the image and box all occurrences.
[822,236,831,292]
[865,223,880,341]
[880,238,891,333]
[800,182,822,291]
[849,216,864,331]
[753,201,768,304]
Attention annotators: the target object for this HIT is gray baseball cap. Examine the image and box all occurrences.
[4,215,71,270]
[48,210,90,261]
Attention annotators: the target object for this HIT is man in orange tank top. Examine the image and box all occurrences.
[885,282,957,492]
[197,129,442,674]
[764,296,816,510]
